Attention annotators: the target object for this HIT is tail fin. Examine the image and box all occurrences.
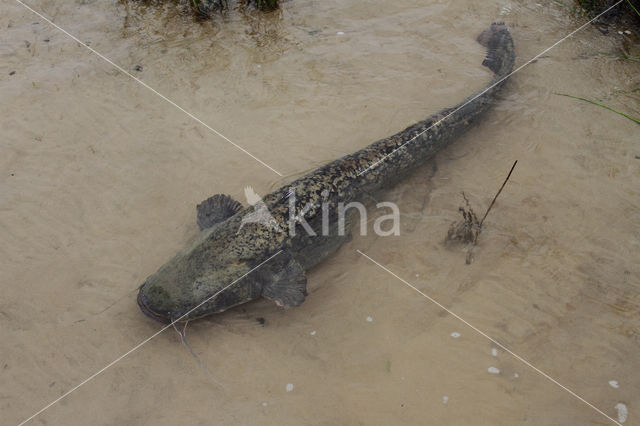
[477,22,515,78]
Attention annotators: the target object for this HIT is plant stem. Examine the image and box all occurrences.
[479,160,518,227]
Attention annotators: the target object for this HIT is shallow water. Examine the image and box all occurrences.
[1,0,639,424]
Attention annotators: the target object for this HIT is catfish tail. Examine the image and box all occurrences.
[478,22,515,81]
[283,23,517,205]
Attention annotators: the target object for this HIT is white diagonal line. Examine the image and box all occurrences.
[13,0,283,177]
[356,249,621,426]
[17,250,283,426]
[356,0,624,177]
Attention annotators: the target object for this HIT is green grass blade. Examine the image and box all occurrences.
[626,0,640,17]
[555,93,640,125]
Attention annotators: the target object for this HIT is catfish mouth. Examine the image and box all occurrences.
[137,289,171,324]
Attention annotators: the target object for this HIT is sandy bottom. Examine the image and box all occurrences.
[1,0,639,424]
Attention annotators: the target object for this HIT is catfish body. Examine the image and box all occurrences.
[137,23,515,323]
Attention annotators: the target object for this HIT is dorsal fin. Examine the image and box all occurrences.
[196,194,243,230]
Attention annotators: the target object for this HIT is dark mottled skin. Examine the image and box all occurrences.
[137,24,515,323]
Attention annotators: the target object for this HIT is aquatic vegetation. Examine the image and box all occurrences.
[447,192,481,246]
[190,0,278,16]
[191,0,227,17]
[574,0,640,24]
[576,0,639,16]
[597,50,640,61]
[252,0,279,11]
[555,93,640,125]
[566,2,640,125]
[626,0,640,16]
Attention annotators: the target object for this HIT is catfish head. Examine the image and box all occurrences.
[136,229,259,323]
[136,194,307,323]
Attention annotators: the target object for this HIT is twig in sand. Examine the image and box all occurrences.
[479,160,518,227]
[446,161,518,264]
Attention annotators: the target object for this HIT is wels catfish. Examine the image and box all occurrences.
[137,23,515,323]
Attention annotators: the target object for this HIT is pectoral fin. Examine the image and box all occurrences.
[261,252,307,308]
[197,194,243,230]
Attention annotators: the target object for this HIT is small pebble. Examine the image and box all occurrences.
[513,373,519,378]
[44,38,49,42]
[366,316,373,322]
[415,274,419,278]
[262,402,268,407]
[450,332,460,338]
[337,31,344,35]
[609,380,619,389]
[618,31,624,35]
[624,30,631,35]
[491,348,498,357]
[9,71,16,76]
[488,366,500,374]
[615,403,628,423]
[310,330,316,335]
[442,396,449,404]
[285,383,294,392]
[135,65,143,72]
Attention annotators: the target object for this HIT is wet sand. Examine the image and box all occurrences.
[1,0,639,424]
